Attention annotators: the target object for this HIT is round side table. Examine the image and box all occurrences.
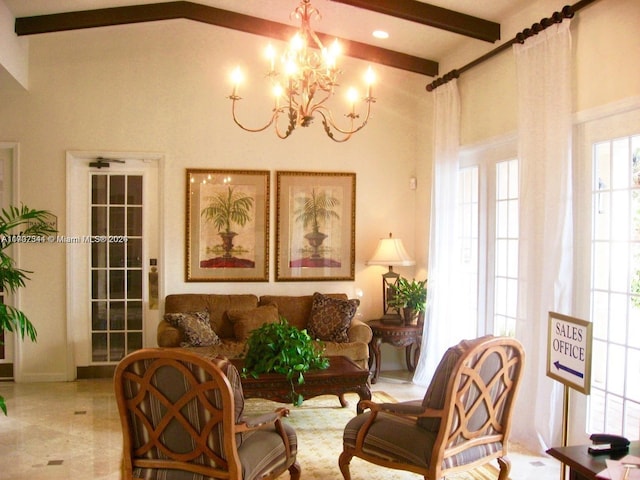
[367,319,422,384]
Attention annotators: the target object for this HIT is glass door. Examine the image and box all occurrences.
[90,174,144,362]
[572,107,640,443]
[66,153,160,377]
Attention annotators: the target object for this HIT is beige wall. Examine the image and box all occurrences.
[1,0,637,380]
[0,18,431,380]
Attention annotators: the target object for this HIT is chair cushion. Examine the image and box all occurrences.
[238,421,298,480]
[343,411,436,469]
[441,441,504,470]
[164,311,221,347]
[307,292,359,343]
[227,304,280,341]
[417,342,466,432]
[204,355,245,424]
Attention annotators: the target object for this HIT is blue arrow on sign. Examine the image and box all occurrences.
[554,361,584,379]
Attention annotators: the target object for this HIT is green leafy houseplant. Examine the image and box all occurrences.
[0,205,57,415]
[241,318,329,406]
[389,277,428,324]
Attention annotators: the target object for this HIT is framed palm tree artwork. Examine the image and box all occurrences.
[275,171,355,281]
[186,169,269,281]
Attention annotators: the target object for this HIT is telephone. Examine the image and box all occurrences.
[587,433,630,455]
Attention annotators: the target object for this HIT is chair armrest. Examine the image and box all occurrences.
[348,318,372,344]
[358,399,425,417]
[237,407,289,431]
[378,400,425,416]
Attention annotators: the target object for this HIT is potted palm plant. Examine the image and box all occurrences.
[201,186,253,258]
[0,205,57,414]
[294,188,340,258]
[389,277,427,325]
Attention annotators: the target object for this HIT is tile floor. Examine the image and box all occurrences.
[0,370,562,480]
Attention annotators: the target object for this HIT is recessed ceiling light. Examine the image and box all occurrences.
[372,30,389,39]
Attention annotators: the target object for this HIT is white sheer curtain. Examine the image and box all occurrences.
[511,21,574,452]
[414,80,474,385]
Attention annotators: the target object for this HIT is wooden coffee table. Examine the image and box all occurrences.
[231,356,371,413]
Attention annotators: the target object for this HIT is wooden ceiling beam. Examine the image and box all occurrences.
[330,0,500,43]
[14,1,439,77]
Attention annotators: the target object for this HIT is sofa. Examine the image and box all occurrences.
[157,292,372,370]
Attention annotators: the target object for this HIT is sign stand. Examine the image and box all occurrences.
[561,385,570,480]
[546,311,593,480]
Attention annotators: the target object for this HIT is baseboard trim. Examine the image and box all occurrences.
[0,363,14,379]
[77,365,116,379]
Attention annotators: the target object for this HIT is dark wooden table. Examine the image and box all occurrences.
[368,319,422,384]
[547,441,640,479]
[231,356,371,413]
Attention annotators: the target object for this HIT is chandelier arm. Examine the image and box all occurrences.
[315,99,373,135]
[273,107,297,139]
[316,109,353,143]
[229,98,280,133]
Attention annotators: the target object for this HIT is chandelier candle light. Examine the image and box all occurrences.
[228,0,376,142]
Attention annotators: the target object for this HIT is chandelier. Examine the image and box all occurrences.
[228,0,376,142]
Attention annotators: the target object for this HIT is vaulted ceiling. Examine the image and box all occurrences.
[5,0,535,77]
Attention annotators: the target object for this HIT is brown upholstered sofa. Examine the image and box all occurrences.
[157,293,372,370]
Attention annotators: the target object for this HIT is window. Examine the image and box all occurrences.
[457,166,479,329]
[458,140,519,336]
[588,133,640,438]
[459,111,640,442]
[494,160,519,336]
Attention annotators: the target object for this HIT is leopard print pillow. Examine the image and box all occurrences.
[164,311,221,347]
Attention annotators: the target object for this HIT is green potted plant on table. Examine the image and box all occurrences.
[389,277,427,325]
[242,318,329,406]
[0,205,57,414]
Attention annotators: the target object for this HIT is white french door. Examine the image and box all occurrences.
[571,107,640,443]
[66,152,161,377]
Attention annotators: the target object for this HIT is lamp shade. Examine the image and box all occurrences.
[367,234,415,267]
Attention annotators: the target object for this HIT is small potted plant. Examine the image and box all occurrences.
[242,317,329,406]
[389,277,427,325]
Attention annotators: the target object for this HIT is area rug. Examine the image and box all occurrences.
[243,392,505,480]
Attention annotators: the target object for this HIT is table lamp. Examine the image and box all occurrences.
[367,233,415,320]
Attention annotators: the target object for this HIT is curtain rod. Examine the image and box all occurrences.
[425,0,599,92]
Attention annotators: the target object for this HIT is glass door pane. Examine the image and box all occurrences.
[494,159,519,336]
[90,173,143,362]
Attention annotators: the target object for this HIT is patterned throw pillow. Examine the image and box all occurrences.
[307,292,359,343]
[164,311,221,347]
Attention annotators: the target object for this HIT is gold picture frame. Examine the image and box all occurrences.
[275,171,356,281]
[186,169,269,282]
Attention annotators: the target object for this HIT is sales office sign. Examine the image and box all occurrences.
[547,312,593,395]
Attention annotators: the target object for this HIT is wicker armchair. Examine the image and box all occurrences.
[114,348,301,480]
[339,335,525,480]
